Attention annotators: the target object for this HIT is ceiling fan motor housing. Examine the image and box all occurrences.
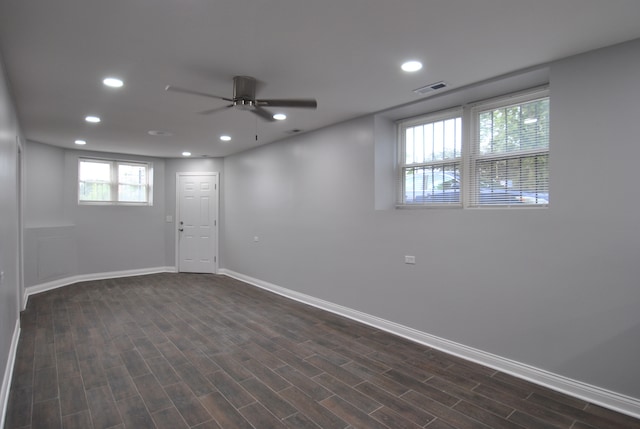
[233,76,257,109]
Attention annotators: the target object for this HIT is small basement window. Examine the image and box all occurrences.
[78,158,153,205]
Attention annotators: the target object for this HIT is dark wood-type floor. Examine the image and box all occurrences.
[5,273,640,429]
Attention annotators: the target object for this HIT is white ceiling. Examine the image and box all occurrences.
[1,1,640,158]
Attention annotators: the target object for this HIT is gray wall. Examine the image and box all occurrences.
[22,146,224,284]
[0,53,22,403]
[23,144,169,283]
[222,39,640,398]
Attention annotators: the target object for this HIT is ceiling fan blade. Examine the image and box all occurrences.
[257,99,317,109]
[165,85,233,102]
[198,104,234,115]
[250,106,277,122]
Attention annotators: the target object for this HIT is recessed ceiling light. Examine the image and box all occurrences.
[220,135,231,141]
[103,77,123,88]
[85,115,101,123]
[273,113,287,121]
[74,139,87,145]
[182,152,191,157]
[401,60,423,72]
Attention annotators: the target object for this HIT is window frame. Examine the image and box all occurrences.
[396,86,549,209]
[78,157,153,206]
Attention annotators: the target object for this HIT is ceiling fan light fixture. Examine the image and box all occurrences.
[166,75,317,122]
[234,99,255,111]
[401,60,423,72]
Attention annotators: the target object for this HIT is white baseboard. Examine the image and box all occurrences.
[23,266,176,309]
[0,319,20,429]
[219,268,640,419]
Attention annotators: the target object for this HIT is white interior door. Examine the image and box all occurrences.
[177,172,218,273]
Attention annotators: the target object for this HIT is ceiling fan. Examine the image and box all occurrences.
[165,76,317,122]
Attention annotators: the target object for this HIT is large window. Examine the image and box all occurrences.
[398,87,549,207]
[79,158,152,205]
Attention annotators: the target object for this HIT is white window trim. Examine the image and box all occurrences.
[78,157,154,206]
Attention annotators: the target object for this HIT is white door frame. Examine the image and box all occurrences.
[175,172,219,273]
[17,136,25,310]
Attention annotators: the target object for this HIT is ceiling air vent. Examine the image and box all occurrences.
[413,81,448,95]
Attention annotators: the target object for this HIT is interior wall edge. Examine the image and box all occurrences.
[0,319,20,429]
[218,268,640,420]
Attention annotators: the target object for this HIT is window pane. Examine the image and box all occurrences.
[118,184,147,202]
[119,164,147,185]
[404,164,460,204]
[79,160,110,181]
[79,160,112,201]
[118,164,147,202]
[405,116,461,165]
[478,98,549,155]
[79,182,112,201]
[475,154,549,205]
[405,128,414,164]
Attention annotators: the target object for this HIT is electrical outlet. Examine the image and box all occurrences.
[404,255,416,264]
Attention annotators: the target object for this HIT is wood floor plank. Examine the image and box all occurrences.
[132,372,173,413]
[145,355,181,386]
[354,380,435,426]
[163,381,213,427]
[33,366,58,403]
[59,375,88,417]
[207,369,256,408]
[319,394,388,429]
[61,410,93,429]
[238,401,289,429]
[31,398,62,429]
[275,365,332,401]
[280,386,348,429]
[105,364,139,401]
[116,394,156,428]
[199,391,254,429]
[313,372,382,414]
[85,385,123,429]
[240,377,297,419]
[151,406,190,429]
